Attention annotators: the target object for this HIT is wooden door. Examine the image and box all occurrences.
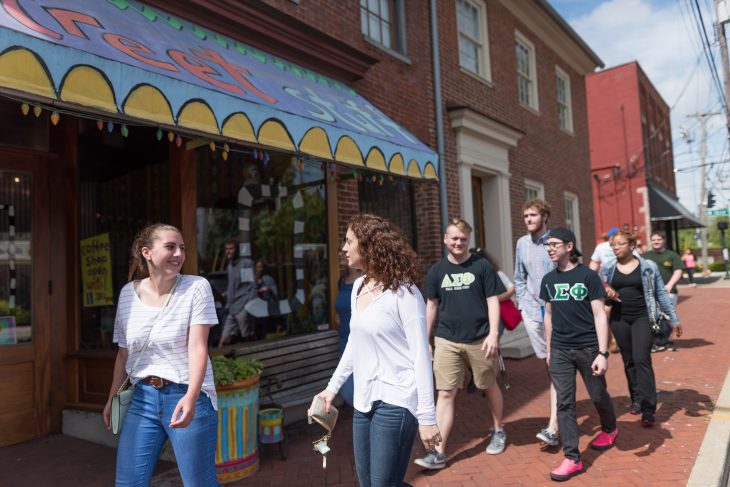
[0,150,50,447]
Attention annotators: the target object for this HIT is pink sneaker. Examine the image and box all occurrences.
[590,427,619,451]
[550,458,584,481]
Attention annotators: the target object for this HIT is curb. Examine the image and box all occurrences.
[686,367,730,487]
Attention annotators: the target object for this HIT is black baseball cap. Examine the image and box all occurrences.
[548,227,582,257]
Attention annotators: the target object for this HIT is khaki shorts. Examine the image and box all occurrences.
[433,336,497,390]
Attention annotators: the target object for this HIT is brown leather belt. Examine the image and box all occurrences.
[141,376,175,389]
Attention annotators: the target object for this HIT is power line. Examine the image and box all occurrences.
[691,0,728,114]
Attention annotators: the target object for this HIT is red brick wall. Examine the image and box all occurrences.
[184,1,597,269]
[587,62,677,246]
[436,0,597,251]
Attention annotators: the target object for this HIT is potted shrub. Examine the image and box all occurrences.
[212,355,264,484]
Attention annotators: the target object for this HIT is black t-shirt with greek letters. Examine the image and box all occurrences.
[539,264,606,349]
[426,255,506,343]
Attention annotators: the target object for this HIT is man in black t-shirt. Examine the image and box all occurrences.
[539,228,618,482]
[414,219,507,470]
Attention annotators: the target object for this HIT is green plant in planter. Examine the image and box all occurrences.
[212,355,264,387]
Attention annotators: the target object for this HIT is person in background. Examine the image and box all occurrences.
[540,228,618,482]
[642,232,683,352]
[471,247,516,335]
[682,249,697,287]
[589,227,620,281]
[334,259,362,407]
[514,199,559,447]
[602,231,681,424]
[589,227,622,355]
[414,219,506,471]
[317,214,440,487]
[254,258,278,301]
[104,223,219,486]
[218,239,255,346]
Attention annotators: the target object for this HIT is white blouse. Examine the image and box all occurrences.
[326,276,436,425]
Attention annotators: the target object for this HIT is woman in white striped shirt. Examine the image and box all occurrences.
[103,223,220,486]
[318,214,441,487]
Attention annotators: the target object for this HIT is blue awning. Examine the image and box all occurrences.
[0,0,437,178]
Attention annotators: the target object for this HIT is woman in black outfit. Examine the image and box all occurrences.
[603,231,681,426]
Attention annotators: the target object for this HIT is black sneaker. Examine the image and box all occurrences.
[629,402,641,415]
[651,344,666,353]
[641,411,655,427]
[667,342,677,352]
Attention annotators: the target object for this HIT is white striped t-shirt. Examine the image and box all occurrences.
[113,275,219,409]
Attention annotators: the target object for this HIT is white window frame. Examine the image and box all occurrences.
[564,192,581,250]
[456,0,492,81]
[555,66,573,133]
[524,178,545,201]
[515,30,539,112]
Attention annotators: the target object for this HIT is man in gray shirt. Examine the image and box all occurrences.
[218,239,256,346]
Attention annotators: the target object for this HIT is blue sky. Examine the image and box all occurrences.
[546,0,727,214]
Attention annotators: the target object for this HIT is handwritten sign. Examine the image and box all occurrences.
[80,233,114,307]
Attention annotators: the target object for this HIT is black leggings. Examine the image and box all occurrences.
[610,314,656,413]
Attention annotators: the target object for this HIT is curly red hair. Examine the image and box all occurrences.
[348,214,418,293]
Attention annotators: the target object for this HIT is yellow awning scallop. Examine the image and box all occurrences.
[60,65,116,113]
[177,100,218,134]
[299,127,333,159]
[123,85,174,125]
[0,48,55,99]
[221,113,257,143]
[334,136,364,166]
[258,120,295,152]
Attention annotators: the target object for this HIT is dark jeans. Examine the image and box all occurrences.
[611,315,656,413]
[549,346,617,461]
[353,401,417,487]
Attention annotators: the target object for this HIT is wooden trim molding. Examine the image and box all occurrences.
[143,0,378,82]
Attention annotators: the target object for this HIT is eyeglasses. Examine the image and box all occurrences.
[543,242,565,250]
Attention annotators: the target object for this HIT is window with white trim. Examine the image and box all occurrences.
[515,31,538,111]
[456,0,491,80]
[524,179,544,201]
[360,0,405,53]
[555,66,573,132]
[564,192,581,249]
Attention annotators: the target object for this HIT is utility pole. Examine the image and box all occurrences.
[716,0,730,274]
[687,112,719,273]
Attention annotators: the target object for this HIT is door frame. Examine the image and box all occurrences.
[0,146,51,446]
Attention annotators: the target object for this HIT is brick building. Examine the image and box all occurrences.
[586,61,702,250]
[0,0,602,450]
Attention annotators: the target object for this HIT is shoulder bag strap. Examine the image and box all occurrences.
[116,275,181,394]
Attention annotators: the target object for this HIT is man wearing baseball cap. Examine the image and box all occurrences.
[540,228,618,481]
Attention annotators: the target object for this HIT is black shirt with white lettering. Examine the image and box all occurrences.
[539,264,606,350]
[426,255,505,343]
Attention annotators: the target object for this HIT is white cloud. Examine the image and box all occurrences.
[566,0,726,211]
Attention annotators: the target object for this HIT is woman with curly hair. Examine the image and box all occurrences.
[317,214,440,487]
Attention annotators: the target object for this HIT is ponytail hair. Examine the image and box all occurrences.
[128,223,181,281]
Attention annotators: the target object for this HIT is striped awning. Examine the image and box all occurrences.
[0,0,437,179]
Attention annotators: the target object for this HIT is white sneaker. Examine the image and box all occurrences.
[536,428,559,446]
[486,430,506,454]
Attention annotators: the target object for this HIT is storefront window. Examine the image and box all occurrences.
[77,122,169,350]
[197,149,328,344]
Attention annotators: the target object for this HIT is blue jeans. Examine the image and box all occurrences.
[116,382,219,486]
[353,401,417,487]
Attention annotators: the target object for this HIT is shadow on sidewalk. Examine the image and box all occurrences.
[671,338,714,349]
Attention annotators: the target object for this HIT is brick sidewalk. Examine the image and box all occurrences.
[0,286,726,487]
[249,286,729,487]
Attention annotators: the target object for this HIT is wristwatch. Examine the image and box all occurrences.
[597,350,609,359]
